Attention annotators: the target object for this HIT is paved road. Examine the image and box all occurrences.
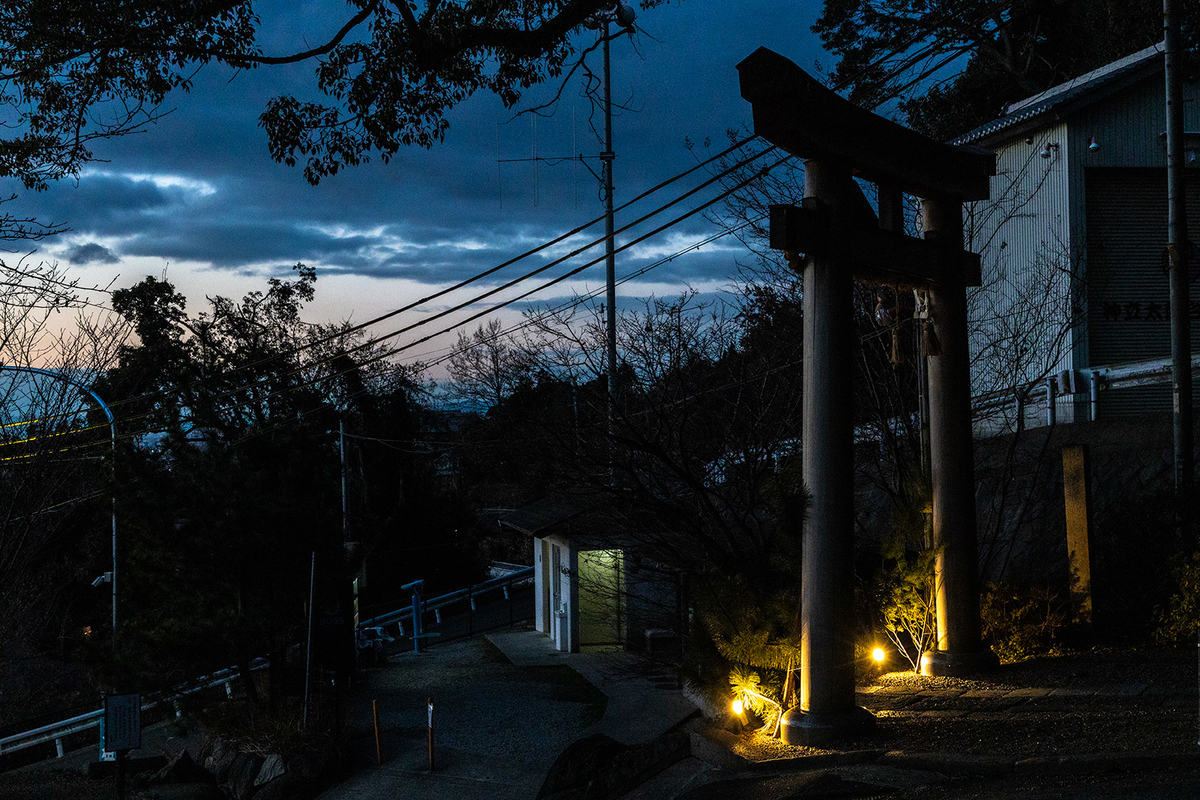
[320,630,698,800]
[327,636,602,800]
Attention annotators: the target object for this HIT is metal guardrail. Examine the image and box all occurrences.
[972,355,1200,419]
[0,658,267,762]
[359,566,534,633]
[2,568,534,765]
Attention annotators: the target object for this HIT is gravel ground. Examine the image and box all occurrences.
[725,645,1199,762]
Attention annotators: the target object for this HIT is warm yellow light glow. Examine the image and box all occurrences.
[872,647,886,662]
[731,699,744,715]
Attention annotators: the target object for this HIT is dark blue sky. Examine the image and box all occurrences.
[14,1,827,366]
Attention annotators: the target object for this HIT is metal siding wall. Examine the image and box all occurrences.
[967,122,1076,432]
[1069,74,1200,419]
[1085,168,1200,416]
[967,72,1200,429]
[1069,76,1178,169]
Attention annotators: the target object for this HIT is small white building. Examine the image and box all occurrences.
[953,42,1200,432]
[500,494,682,655]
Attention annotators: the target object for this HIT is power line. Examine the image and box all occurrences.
[92,145,780,437]
[20,4,1018,457]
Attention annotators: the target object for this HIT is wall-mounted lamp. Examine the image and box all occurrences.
[1088,136,1100,152]
[1039,141,1060,159]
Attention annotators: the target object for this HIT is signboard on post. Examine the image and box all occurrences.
[103,694,142,752]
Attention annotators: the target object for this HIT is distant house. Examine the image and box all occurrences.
[954,42,1200,432]
[500,493,682,655]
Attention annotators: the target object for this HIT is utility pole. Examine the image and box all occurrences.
[1164,0,1192,492]
[602,15,618,417]
[495,2,635,436]
[582,2,634,478]
[339,417,349,543]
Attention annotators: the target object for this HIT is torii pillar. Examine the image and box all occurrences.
[796,157,872,741]
[920,197,997,677]
[738,48,998,744]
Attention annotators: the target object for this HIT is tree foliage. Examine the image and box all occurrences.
[815,0,1200,141]
[447,319,532,411]
[866,535,937,672]
[449,292,811,578]
[96,267,449,687]
[0,260,126,651]
[0,0,674,188]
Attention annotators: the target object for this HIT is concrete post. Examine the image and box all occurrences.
[920,196,996,676]
[779,159,874,745]
[1062,445,1094,627]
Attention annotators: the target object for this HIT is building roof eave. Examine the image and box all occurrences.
[952,43,1165,148]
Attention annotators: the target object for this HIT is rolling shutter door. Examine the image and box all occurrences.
[1085,167,1200,417]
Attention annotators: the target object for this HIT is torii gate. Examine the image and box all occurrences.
[738,48,999,745]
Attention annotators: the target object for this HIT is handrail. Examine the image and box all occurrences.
[359,567,533,630]
[0,659,267,760]
[3,567,535,763]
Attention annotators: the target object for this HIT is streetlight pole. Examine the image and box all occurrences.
[0,366,117,644]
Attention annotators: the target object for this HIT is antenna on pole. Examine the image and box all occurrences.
[494,2,636,214]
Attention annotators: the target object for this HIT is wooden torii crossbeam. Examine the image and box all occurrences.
[738,47,998,746]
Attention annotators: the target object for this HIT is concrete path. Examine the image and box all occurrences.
[487,630,699,746]
[317,631,697,800]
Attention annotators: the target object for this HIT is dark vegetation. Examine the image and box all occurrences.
[816,0,1200,142]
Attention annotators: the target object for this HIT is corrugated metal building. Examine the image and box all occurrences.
[954,42,1200,433]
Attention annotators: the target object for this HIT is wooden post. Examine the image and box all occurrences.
[427,697,434,772]
[1062,445,1094,627]
[778,159,874,746]
[921,196,995,676]
[114,750,126,800]
[372,699,382,766]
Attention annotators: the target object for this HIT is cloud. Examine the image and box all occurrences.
[64,242,120,265]
[121,172,218,197]
[0,0,831,321]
